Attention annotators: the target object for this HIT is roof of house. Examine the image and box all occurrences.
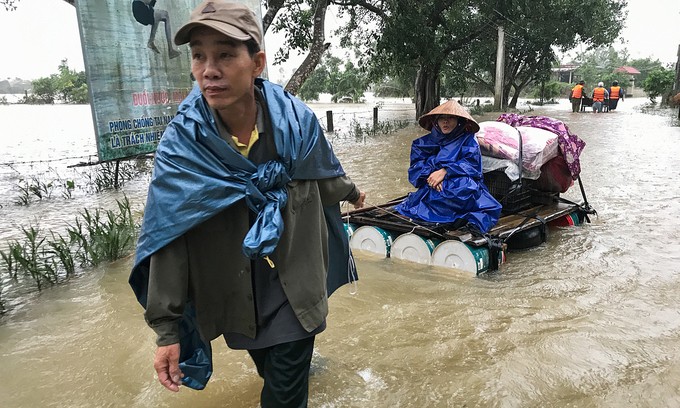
[614,66,641,74]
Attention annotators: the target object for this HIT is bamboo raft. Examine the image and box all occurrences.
[341,192,594,274]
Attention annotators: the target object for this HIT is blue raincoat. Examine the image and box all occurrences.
[395,123,501,233]
[129,79,355,390]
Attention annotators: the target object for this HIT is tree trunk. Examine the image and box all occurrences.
[262,0,285,33]
[508,89,520,109]
[284,0,329,95]
[414,66,440,119]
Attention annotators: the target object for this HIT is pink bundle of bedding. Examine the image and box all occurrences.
[476,121,559,173]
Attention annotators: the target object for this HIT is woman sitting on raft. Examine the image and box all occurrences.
[395,100,501,233]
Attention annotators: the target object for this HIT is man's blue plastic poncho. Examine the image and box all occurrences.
[129,79,355,390]
[395,122,501,233]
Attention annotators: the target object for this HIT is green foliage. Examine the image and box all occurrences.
[529,81,564,102]
[26,77,57,104]
[297,66,326,101]
[13,175,54,205]
[468,102,496,116]
[628,57,670,85]
[55,59,89,104]
[67,196,137,265]
[643,68,675,104]
[373,75,414,98]
[332,62,368,103]
[270,0,315,65]
[297,55,369,102]
[332,0,626,113]
[476,1,625,108]
[91,161,135,192]
[19,59,88,104]
[1,225,59,291]
[47,232,76,277]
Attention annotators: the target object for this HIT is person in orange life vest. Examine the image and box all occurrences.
[591,82,609,113]
[608,80,624,111]
[569,80,586,113]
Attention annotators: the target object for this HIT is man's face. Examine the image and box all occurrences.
[189,26,265,111]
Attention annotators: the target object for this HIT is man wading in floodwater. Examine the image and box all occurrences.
[129,1,365,406]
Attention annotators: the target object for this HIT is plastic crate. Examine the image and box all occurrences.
[483,170,533,213]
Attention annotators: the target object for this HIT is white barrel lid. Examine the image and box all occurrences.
[431,240,486,274]
[391,233,438,265]
[349,226,394,257]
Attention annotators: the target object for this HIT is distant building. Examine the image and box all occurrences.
[552,64,580,83]
[614,66,641,97]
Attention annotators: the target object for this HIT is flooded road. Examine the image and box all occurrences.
[1,98,680,407]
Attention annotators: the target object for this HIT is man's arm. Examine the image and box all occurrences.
[146,236,190,391]
[317,175,365,208]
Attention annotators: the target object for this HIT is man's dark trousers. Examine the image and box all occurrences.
[248,336,315,408]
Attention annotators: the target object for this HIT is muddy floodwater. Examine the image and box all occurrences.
[1,98,680,407]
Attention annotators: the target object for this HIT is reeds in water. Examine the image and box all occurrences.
[0,196,138,298]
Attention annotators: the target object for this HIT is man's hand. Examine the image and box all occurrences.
[427,169,447,192]
[154,344,183,392]
[352,191,366,209]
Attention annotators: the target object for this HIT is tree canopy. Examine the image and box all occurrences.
[330,0,627,115]
[22,59,88,104]
[297,54,369,102]
[643,68,675,104]
[460,0,627,108]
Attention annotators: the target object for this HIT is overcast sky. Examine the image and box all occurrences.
[0,0,678,83]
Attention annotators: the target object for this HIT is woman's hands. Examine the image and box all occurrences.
[427,169,447,192]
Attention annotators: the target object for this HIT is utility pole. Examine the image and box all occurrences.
[494,25,505,111]
[675,44,680,92]
[675,44,680,119]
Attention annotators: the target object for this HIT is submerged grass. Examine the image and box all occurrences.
[347,117,413,142]
[0,196,138,305]
[67,196,137,266]
[10,161,142,206]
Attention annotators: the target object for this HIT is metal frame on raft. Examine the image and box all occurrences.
[342,128,598,276]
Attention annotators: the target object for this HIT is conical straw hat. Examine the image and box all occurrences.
[418,100,480,133]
